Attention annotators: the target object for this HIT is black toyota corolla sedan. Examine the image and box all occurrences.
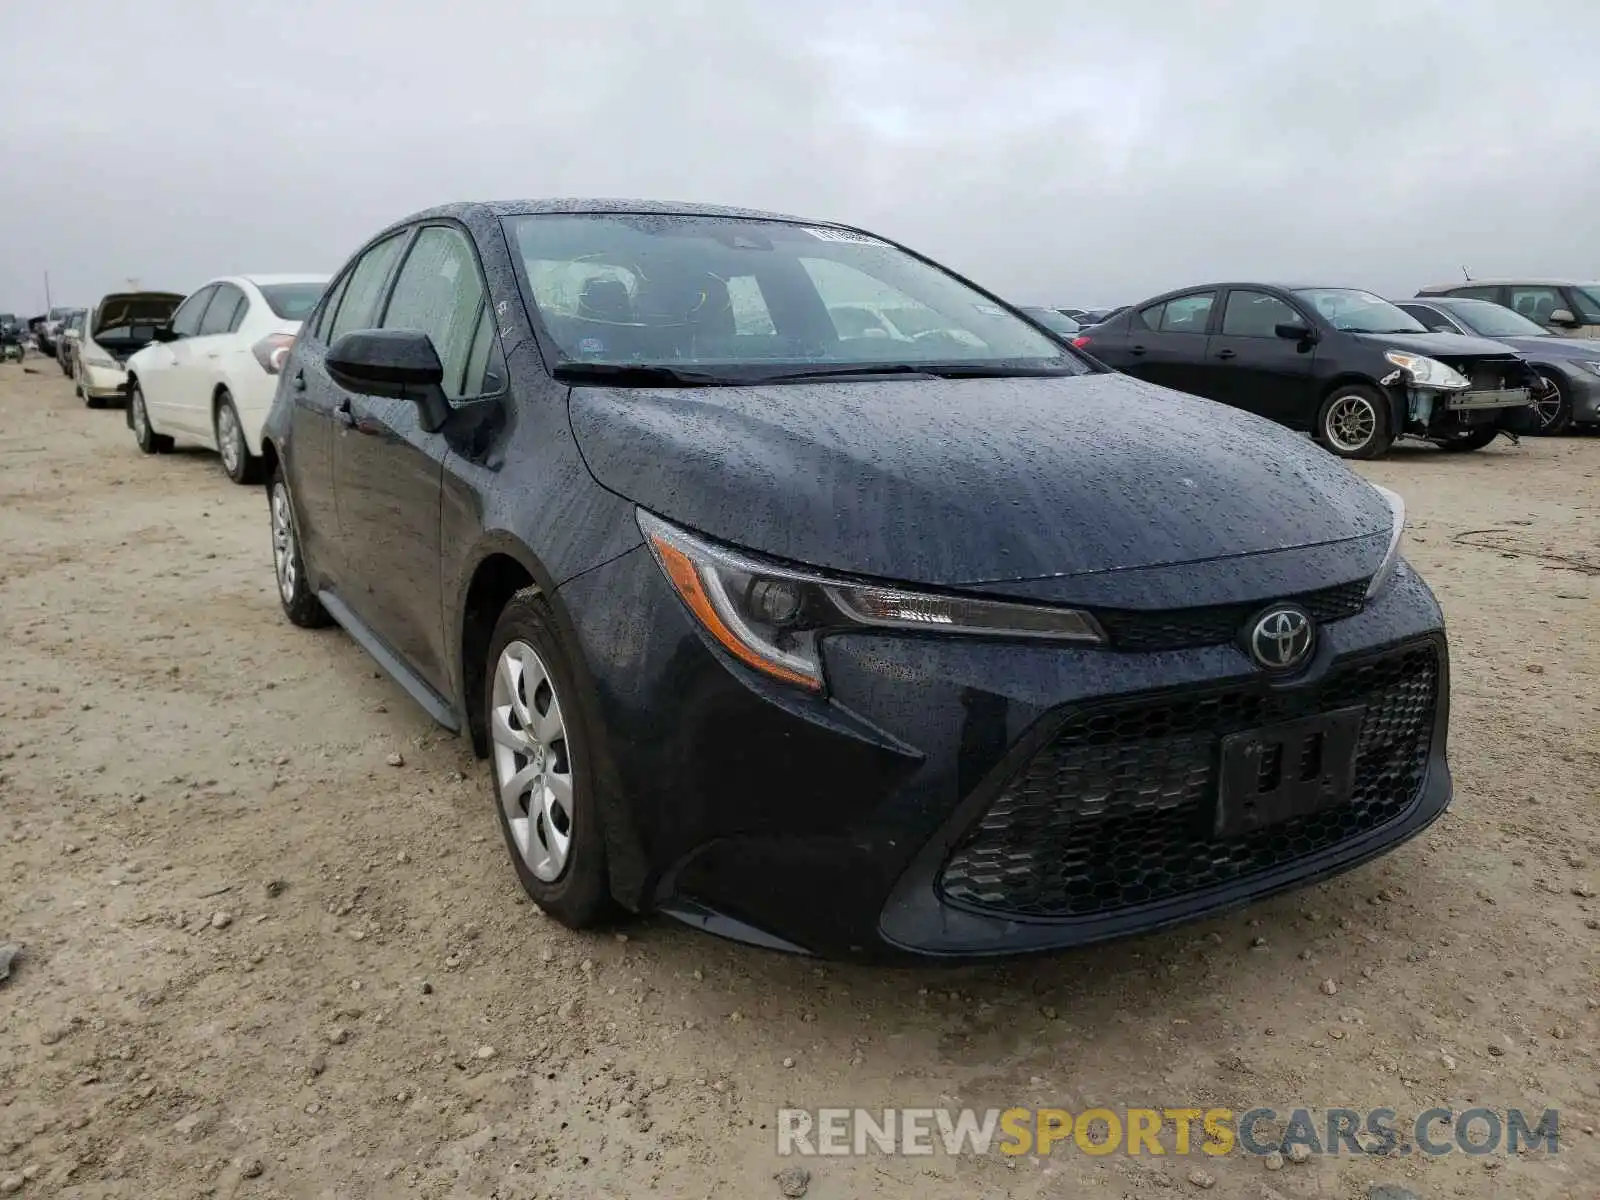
[261,200,1451,961]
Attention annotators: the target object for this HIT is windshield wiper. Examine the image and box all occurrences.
[552,362,738,387]
[758,362,1075,382]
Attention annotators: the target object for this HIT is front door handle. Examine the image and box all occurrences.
[1129,344,1147,356]
[1216,348,1237,360]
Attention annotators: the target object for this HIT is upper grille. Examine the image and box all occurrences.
[1094,578,1368,653]
[937,643,1439,920]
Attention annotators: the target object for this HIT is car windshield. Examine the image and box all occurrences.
[1019,306,1082,335]
[259,282,326,321]
[504,213,1084,379]
[1294,288,1426,334]
[1441,299,1550,338]
[1571,285,1600,322]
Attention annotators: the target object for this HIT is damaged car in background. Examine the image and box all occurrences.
[74,291,184,408]
[1077,283,1542,458]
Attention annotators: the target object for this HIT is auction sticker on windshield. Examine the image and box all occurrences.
[802,226,888,245]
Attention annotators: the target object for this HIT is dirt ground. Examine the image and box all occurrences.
[1,358,1596,1200]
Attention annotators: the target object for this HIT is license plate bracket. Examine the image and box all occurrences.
[1215,706,1365,838]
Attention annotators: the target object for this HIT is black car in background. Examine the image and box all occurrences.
[1396,297,1600,435]
[262,200,1448,960]
[1017,305,1082,338]
[1078,283,1541,458]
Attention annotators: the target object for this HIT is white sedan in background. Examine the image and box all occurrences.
[125,274,328,483]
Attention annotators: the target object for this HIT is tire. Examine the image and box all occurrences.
[269,467,332,629]
[1531,372,1572,436]
[1316,384,1393,459]
[1438,427,1501,452]
[485,589,614,928]
[129,382,174,454]
[214,392,260,484]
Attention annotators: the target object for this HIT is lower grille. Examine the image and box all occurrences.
[1095,579,1368,653]
[938,644,1439,920]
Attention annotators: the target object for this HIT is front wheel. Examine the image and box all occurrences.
[1532,373,1572,435]
[270,468,332,628]
[215,393,260,484]
[1438,427,1501,452]
[130,383,174,454]
[486,589,614,929]
[1316,385,1393,459]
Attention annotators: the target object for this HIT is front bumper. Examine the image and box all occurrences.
[556,550,1451,961]
[1566,369,1600,424]
[81,363,129,399]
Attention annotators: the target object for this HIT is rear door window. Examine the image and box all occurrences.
[199,284,246,336]
[1154,292,1215,334]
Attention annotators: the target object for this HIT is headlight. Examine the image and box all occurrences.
[637,510,1106,691]
[84,355,119,370]
[1383,350,1468,390]
[1365,484,1406,600]
[1580,361,1600,378]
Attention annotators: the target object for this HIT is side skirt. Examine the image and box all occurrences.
[316,589,461,732]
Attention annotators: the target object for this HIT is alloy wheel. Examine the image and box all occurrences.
[271,483,297,605]
[132,391,148,443]
[218,404,242,475]
[1534,375,1565,432]
[490,640,575,882]
[1325,395,1377,453]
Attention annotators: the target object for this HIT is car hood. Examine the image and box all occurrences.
[568,372,1393,589]
[1349,330,1515,358]
[1492,335,1600,361]
[92,292,183,336]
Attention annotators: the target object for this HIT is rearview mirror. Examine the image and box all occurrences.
[1428,324,1459,335]
[1548,308,1578,326]
[1274,321,1315,342]
[327,328,450,433]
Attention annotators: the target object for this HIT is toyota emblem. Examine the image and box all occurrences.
[1246,606,1315,672]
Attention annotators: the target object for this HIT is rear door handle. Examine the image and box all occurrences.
[1216,348,1237,360]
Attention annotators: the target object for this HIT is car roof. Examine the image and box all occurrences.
[236,273,331,286]
[1418,278,1598,292]
[378,198,828,244]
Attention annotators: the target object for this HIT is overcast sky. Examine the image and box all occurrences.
[3,0,1597,314]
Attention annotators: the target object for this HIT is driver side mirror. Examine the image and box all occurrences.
[1548,308,1578,327]
[1274,321,1316,342]
[327,328,451,433]
[150,325,180,343]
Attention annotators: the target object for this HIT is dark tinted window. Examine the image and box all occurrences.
[259,282,327,321]
[1450,285,1502,303]
[330,234,407,340]
[1154,292,1214,333]
[380,226,491,400]
[1220,290,1301,337]
[199,284,246,335]
[170,286,216,338]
